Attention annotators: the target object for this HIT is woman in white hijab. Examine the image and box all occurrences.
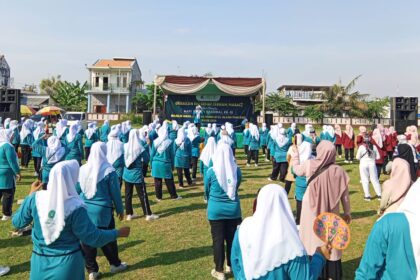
[20,119,34,168]
[356,178,420,279]
[205,124,213,144]
[32,121,47,177]
[40,136,67,190]
[9,120,20,153]
[77,142,127,277]
[199,136,217,185]
[204,143,242,280]
[64,123,84,165]
[231,184,329,280]
[54,119,68,141]
[169,120,179,140]
[84,122,99,160]
[246,124,260,167]
[188,125,201,182]
[150,122,181,201]
[174,128,193,188]
[123,129,158,221]
[12,160,130,280]
[107,125,124,187]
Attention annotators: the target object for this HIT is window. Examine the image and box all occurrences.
[123,77,127,88]
[95,77,99,87]
[117,77,120,87]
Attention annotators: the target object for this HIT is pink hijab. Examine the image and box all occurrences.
[334,124,342,137]
[345,124,354,139]
[372,128,383,148]
[380,158,412,214]
[408,125,419,146]
[358,126,367,135]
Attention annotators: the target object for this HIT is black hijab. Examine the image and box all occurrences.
[395,143,417,182]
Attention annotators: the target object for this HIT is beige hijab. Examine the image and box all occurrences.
[379,158,412,214]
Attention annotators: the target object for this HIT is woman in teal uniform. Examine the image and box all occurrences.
[139,125,150,177]
[269,128,292,182]
[199,137,216,202]
[168,120,179,141]
[77,142,127,278]
[246,124,260,167]
[123,129,158,221]
[40,136,67,190]
[54,119,68,145]
[231,184,328,280]
[259,123,269,159]
[320,125,336,143]
[100,120,110,142]
[0,128,20,220]
[20,119,34,168]
[12,160,130,280]
[150,122,181,200]
[225,122,237,156]
[32,121,47,177]
[65,123,84,165]
[119,121,131,143]
[242,123,250,156]
[10,120,20,153]
[76,120,84,137]
[3,118,10,129]
[85,122,99,160]
[188,125,201,182]
[287,122,298,139]
[148,122,159,143]
[205,143,242,280]
[204,124,213,144]
[193,105,203,130]
[356,179,420,279]
[106,125,124,187]
[174,128,193,188]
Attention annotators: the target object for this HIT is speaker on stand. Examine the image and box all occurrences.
[390,97,418,134]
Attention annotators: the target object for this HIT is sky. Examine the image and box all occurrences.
[1,0,419,97]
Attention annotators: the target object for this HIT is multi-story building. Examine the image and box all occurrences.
[86,57,143,113]
[278,85,330,108]
[0,54,10,88]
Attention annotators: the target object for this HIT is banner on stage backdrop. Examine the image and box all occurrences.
[165,94,254,127]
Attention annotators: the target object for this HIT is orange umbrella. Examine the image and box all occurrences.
[20,105,36,116]
[36,106,64,116]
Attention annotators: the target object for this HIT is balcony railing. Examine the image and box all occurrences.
[284,90,325,101]
[87,83,130,92]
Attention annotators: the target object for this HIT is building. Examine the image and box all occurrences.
[20,91,52,109]
[278,85,329,108]
[0,55,10,88]
[86,57,143,113]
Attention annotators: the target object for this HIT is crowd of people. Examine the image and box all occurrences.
[0,115,419,279]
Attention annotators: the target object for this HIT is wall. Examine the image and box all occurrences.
[87,113,122,121]
[257,116,394,127]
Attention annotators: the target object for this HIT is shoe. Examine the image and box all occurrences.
[0,266,10,276]
[350,161,353,164]
[364,197,371,201]
[126,214,138,221]
[178,185,184,189]
[33,172,38,177]
[267,177,273,181]
[254,164,258,167]
[377,196,381,201]
[211,269,226,280]
[203,199,208,204]
[344,160,349,163]
[145,214,159,221]
[89,272,101,280]
[225,266,232,273]
[1,216,10,221]
[246,164,250,167]
[156,198,162,202]
[265,159,269,162]
[110,262,128,273]
[339,155,342,158]
[174,196,183,200]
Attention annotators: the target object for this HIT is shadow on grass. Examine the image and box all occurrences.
[7,260,30,276]
[158,203,207,218]
[0,235,32,248]
[119,239,145,252]
[342,257,362,279]
[351,210,377,220]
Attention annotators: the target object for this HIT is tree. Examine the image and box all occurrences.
[364,97,390,119]
[132,84,164,113]
[40,75,63,96]
[303,105,324,122]
[256,92,297,116]
[50,81,88,111]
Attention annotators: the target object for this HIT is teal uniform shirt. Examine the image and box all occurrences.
[231,231,325,280]
[85,132,99,148]
[123,152,146,184]
[112,155,124,179]
[230,133,237,149]
[287,127,296,139]
[199,159,213,182]
[0,143,20,189]
[76,171,124,227]
[303,134,320,145]
[168,128,177,141]
[119,131,130,143]
[356,213,417,280]
[190,136,201,158]
[151,141,175,179]
[320,132,336,143]
[204,167,242,220]
[100,124,110,142]
[193,111,202,124]
[294,173,307,201]
[273,138,292,163]
[141,140,150,164]
[31,133,47,158]
[259,129,269,147]
[249,136,260,151]
[149,130,158,143]
[267,135,275,156]
[54,127,68,145]
[243,130,250,146]
[21,134,34,146]
[12,193,119,280]
[40,147,67,185]
[11,128,20,145]
[174,139,192,169]
[64,135,84,164]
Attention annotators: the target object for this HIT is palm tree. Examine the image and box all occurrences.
[40,75,63,96]
[50,81,88,111]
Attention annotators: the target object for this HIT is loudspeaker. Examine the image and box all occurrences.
[143,110,152,125]
[264,113,273,127]
[391,97,418,134]
[0,89,21,121]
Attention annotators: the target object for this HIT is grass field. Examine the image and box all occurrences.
[0,148,387,280]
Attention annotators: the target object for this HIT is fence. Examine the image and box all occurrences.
[87,113,123,121]
[257,116,393,126]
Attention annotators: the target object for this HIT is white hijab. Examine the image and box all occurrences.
[303,124,313,137]
[154,122,172,153]
[45,136,66,164]
[79,142,115,199]
[200,137,217,166]
[290,123,296,133]
[212,123,219,135]
[261,123,267,132]
[249,124,260,141]
[226,122,234,135]
[0,128,13,148]
[205,124,212,135]
[297,135,313,164]
[172,120,179,131]
[33,122,46,140]
[276,128,289,148]
[85,123,96,139]
[218,134,234,147]
[66,123,78,143]
[139,125,148,143]
[239,184,306,280]
[9,120,18,131]
[4,118,11,128]
[326,125,335,138]
[188,125,199,142]
[269,125,279,139]
[175,128,186,150]
[35,160,85,245]
[398,178,420,277]
[106,125,124,164]
[212,143,238,200]
[20,119,32,141]
[55,120,67,139]
[124,129,145,167]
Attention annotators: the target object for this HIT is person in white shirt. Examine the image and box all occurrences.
[356,135,382,201]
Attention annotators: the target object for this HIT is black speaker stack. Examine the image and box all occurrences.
[143,110,152,125]
[0,88,21,122]
[264,112,274,127]
[390,97,418,134]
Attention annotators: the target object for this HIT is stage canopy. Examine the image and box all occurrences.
[153,75,266,127]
